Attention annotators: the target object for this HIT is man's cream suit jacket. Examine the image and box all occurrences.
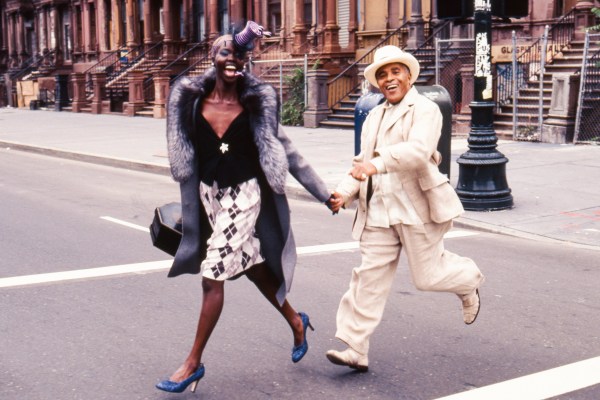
[336,87,465,240]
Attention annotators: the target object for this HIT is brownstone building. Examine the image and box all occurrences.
[0,0,598,137]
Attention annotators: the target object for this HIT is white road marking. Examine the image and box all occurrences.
[100,216,150,232]
[297,242,358,254]
[6,215,598,398]
[446,230,479,239]
[100,216,479,241]
[296,230,477,255]
[435,356,600,400]
[0,219,478,289]
[0,260,171,288]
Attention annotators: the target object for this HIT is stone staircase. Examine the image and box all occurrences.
[318,91,361,129]
[133,52,211,117]
[319,46,466,129]
[493,40,600,139]
[256,62,296,96]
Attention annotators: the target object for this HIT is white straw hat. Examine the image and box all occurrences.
[363,45,420,87]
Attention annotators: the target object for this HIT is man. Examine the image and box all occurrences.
[326,45,485,372]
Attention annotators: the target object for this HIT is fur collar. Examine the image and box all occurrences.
[166,68,288,194]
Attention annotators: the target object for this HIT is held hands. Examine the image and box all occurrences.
[326,192,344,215]
[349,161,377,181]
[325,161,375,215]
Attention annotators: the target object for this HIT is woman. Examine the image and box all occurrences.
[156,22,332,393]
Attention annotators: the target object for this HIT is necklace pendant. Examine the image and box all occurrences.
[220,143,229,154]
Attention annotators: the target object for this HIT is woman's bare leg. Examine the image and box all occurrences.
[245,263,304,346]
[168,278,224,382]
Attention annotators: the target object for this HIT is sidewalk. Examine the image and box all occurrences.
[1,107,599,250]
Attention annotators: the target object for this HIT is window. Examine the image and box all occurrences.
[218,0,229,34]
[194,0,205,42]
[159,7,164,34]
[304,0,312,26]
[89,3,96,51]
[180,1,184,38]
[267,0,281,34]
[62,9,72,61]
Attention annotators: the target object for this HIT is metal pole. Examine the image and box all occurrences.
[279,61,283,115]
[512,30,517,139]
[538,25,549,140]
[435,37,440,86]
[304,53,308,107]
[574,31,590,143]
[455,0,513,211]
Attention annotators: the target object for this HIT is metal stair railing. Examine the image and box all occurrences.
[105,41,162,88]
[411,21,451,66]
[84,46,138,97]
[495,35,519,112]
[170,51,212,84]
[8,53,42,80]
[143,42,208,101]
[9,50,56,81]
[493,7,576,138]
[494,30,545,114]
[83,46,128,74]
[104,42,164,108]
[326,22,411,110]
[326,20,451,110]
[511,8,575,97]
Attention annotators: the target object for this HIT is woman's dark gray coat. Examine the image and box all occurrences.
[166,68,330,304]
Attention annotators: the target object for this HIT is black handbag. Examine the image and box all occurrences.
[150,202,183,256]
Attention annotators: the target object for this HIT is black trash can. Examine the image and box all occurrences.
[55,74,70,111]
[353,85,453,178]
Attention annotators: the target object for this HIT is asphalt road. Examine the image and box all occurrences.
[2,149,600,400]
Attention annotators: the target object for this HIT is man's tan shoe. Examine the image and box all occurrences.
[461,289,480,325]
[325,348,369,372]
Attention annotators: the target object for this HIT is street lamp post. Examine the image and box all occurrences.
[455,0,513,210]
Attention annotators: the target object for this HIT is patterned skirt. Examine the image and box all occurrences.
[199,178,264,280]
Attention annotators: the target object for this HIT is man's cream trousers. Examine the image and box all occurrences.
[335,221,485,355]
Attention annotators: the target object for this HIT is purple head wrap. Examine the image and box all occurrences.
[233,21,272,52]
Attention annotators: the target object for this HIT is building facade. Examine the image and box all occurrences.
[0,0,598,131]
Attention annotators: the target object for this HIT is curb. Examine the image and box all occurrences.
[4,140,599,252]
[1,140,325,204]
[453,217,600,252]
[0,140,171,176]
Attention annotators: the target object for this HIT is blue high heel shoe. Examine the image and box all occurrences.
[291,312,314,363]
[155,364,205,393]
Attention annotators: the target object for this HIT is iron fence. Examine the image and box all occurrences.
[435,38,474,114]
[574,33,600,144]
[498,31,547,141]
[248,55,310,114]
